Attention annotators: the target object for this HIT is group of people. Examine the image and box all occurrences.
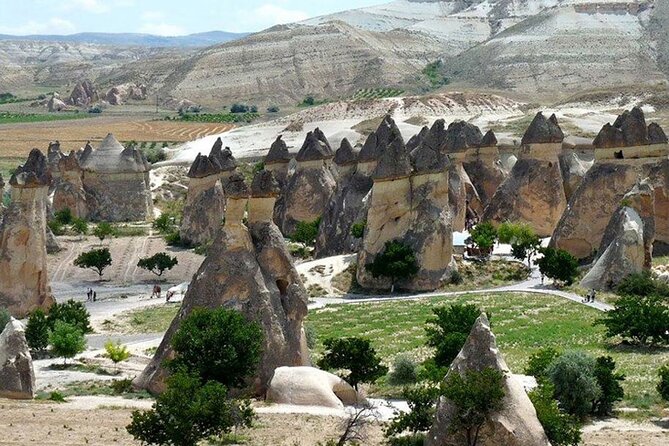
[583,288,597,303]
[86,288,97,302]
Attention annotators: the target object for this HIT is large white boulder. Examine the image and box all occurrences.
[0,318,35,399]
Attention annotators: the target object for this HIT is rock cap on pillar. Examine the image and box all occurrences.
[333,138,357,166]
[251,169,280,198]
[521,112,564,145]
[9,149,50,188]
[265,135,291,165]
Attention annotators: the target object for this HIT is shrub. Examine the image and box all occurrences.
[425,304,482,368]
[365,240,419,293]
[388,355,418,386]
[71,218,88,237]
[592,356,624,416]
[169,308,263,389]
[47,219,65,236]
[449,269,463,285]
[111,378,134,394]
[440,367,505,446]
[25,309,50,352]
[74,248,112,278]
[153,213,177,234]
[596,294,669,346]
[93,222,116,242]
[318,337,388,390]
[498,222,540,265]
[267,105,280,113]
[529,382,581,446]
[164,231,182,246]
[0,308,10,331]
[88,105,103,114]
[418,357,448,383]
[525,348,562,381]
[304,324,317,350]
[616,271,669,298]
[49,321,86,364]
[547,351,601,419]
[302,96,315,106]
[470,221,497,256]
[230,103,250,113]
[47,300,92,334]
[658,365,669,401]
[137,252,178,277]
[105,340,131,363]
[291,218,321,245]
[385,384,439,440]
[54,208,73,225]
[537,247,579,286]
[350,221,366,239]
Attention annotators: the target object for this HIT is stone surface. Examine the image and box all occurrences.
[521,112,565,145]
[426,314,550,446]
[53,151,88,219]
[443,120,483,152]
[333,138,357,167]
[0,319,35,400]
[0,150,54,318]
[266,135,292,165]
[295,129,332,162]
[358,115,402,164]
[266,366,361,409]
[67,79,99,107]
[47,95,69,112]
[558,149,593,202]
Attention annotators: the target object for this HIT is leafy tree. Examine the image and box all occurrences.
[302,96,315,106]
[385,384,439,440]
[47,300,92,334]
[318,337,388,390]
[592,356,625,416]
[153,213,177,235]
[441,367,505,446]
[525,348,562,381]
[616,271,669,299]
[74,248,112,278]
[169,308,263,389]
[291,218,321,245]
[71,218,88,238]
[596,294,669,346]
[498,222,541,265]
[93,222,115,242]
[658,365,669,401]
[48,219,65,236]
[469,221,497,257]
[49,321,86,364]
[547,351,601,419]
[425,304,482,368]
[365,240,419,293]
[350,221,366,239]
[529,382,581,446]
[388,354,418,386]
[0,307,10,331]
[105,340,131,363]
[53,208,73,225]
[25,309,50,352]
[137,252,179,277]
[537,247,579,286]
[127,372,254,446]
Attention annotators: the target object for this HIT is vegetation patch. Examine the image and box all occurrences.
[351,88,404,101]
[173,112,259,124]
[0,111,90,125]
[113,304,180,334]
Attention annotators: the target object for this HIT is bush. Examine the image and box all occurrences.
[425,304,482,368]
[137,252,178,277]
[49,321,86,364]
[71,218,88,237]
[596,294,669,346]
[658,365,669,401]
[525,348,562,381]
[0,307,10,331]
[385,384,439,442]
[153,213,177,234]
[267,105,280,113]
[169,308,263,389]
[449,269,463,285]
[592,356,624,416]
[291,218,321,245]
[164,231,182,246]
[616,271,669,298]
[418,357,448,383]
[388,355,418,386]
[537,247,579,286]
[54,208,73,225]
[529,382,581,446]
[350,221,366,239]
[470,221,497,256]
[318,337,388,390]
[111,378,134,394]
[304,324,317,349]
[301,96,315,106]
[498,222,540,265]
[48,219,65,236]
[547,351,601,419]
[25,309,50,352]
[88,105,103,114]
[230,103,251,113]
[93,222,116,242]
[74,248,112,278]
[365,240,419,293]
[47,299,92,334]
[105,340,131,363]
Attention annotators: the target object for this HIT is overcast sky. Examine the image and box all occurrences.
[0,0,385,35]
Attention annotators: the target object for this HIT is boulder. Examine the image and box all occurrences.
[67,80,99,107]
[426,314,550,446]
[46,226,61,254]
[358,115,403,170]
[0,319,35,399]
[267,366,361,408]
[47,95,68,112]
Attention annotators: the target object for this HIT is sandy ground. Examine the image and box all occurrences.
[297,254,356,295]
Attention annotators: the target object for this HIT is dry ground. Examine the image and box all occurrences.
[0,115,233,158]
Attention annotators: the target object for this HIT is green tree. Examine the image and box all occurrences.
[153,213,177,235]
[657,365,669,401]
[127,372,254,446]
[169,308,263,388]
[137,252,179,277]
[529,382,581,446]
[74,248,112,278]
[525,348,562,381]
[318,337,388,390]
[388,354,418,386]
[425,304,482,368]
[498,222,540,265]
[469,221,497,257]
[592,356,625,416]
[54,208,73,225]
[71,218,88,238]
[93,222,115,242]
[49,321,86,364]
[537,247,579,286]
[596,294,669,346]
[350,221,366,239]
[47,299,92,334]
[105,340,131,363]
[385,384,439,441]
[441,367,506,446]
[365,240,419,293]
[25,309,50,352]
[616,271,669,299]
[547,351,601,419]
[291,218,321,245]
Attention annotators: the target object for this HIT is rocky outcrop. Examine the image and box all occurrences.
[67,79,99,107]
[136,170,309,395]
[463,130,507,209]
[559,144,593,201]
[47,94,69,112]
[80,134,152,222]
[265,135,292,185]
[277,129,336,236]
[0,319,35,399]
[0,150,54,318]
[357,115,403,174]
[592,107,669,159]
[53,151,88,219]
[267,366,361,408]
[483,113,567,237]
[426,314,550,446]
[105,83,147,105]
[46,141,62,191]
[333,138,357,177]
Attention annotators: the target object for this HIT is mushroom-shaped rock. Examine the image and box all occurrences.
[521,112,564,145]
[251,169,280,198]
[0,319,35,399]
[334,138,357,166]
[593,123,626,149]
[296,131,331,162]
[480,130,498,147]
[267,366,362,409]
[265,135,292,164]
[9,149,50,188]
[223,172,249,198]
[210,142,237,172]
[58,151,81,172]
[187,153,221,179]
[648,122,668,144]
[443,121,483,152]
[313,127,334,157]
[406,126,429,152]
[373,136,411,181]
[426,314,550,446]
[614,107,649,146]
[358,115,402,163]
[411,134,449,174]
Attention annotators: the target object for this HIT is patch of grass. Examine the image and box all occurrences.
[45,380,153,400]
[175,113,259,124]
[351,88,404,101]
[48,362,120,376]
[305,291,669,415]
[114,304,180,334]
[652,255,669,267]
[0,111,90,125]
[112,225,149,237]
[422,61,450,89]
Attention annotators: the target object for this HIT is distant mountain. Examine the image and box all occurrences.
[0,31,248,47]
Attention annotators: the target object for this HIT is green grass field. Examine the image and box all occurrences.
[0,111,91,125]
[306,292,669,414]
